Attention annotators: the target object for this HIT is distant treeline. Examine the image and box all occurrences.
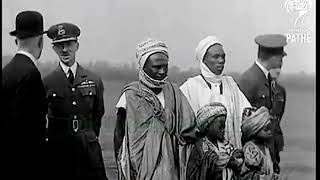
[2,55,315,90]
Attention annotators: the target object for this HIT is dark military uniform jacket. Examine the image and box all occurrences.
[237,63,286,137]
[43,63,104,136]
[43,63,107,179]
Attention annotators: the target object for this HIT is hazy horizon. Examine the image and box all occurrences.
[2,0,316,74]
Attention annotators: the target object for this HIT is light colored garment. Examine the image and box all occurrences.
[180,75,251,148]
[116,91,165,109]
[241,141,274,180]
[117,81,197,180]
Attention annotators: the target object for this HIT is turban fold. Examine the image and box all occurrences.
[136,38,168,69]
[241,106,270,144]
[136,38,169,88]
[195,36,222,62]
[196,102,227,133]
[195,35,224,82]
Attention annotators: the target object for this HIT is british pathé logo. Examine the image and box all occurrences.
[285,0,311,26]
[284,0,312,43]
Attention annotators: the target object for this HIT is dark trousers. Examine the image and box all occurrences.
[267,134,284,174]
[46,131,108,180]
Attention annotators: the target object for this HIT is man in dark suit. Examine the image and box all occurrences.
[237,34,287,177]
[43,23,108,180]
[2,11,48,178]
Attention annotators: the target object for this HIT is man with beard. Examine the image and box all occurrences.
[113,38,199,180]
[237,34,287,177]
[43,23,108,180]
[2,10,48,178]
[180,36,251,149]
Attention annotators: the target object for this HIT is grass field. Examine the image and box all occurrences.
[98,80,316,180]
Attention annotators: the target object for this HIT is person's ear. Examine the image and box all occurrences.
[76,41,79,51]
[37,36,43,49]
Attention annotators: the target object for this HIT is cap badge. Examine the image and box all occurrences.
[57,25,66,36]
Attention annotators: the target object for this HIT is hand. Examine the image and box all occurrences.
[272,173,281,180]
[232,149,244,159]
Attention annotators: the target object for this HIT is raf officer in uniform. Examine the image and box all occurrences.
[237,34,287,177]
[43,23,108,180]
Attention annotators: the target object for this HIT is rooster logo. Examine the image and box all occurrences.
[285,0,311,26]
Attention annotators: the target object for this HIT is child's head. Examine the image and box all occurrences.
[241,106,272,144]
[196,102,227,142]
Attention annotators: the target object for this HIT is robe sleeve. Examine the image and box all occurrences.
[186,141,219,180]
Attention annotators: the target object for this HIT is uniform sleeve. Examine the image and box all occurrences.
[237,75,256,103]
[280,87,286,120]
[93,77,105,136]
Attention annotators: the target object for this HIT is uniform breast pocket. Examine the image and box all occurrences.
[79,87,96,97]
[46,89,66,113]
[79,87,96,108]
[257,90,271,108]
[46,89,65,101]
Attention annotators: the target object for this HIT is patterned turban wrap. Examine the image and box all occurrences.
[241,106,270,144]
[196,102,227,133]
[136,38,169,88]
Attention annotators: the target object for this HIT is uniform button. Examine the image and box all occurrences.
[72,101,77,105]
[74,115,77,119]
[89,91,92,95]
[262,95,265,98]
[72,88,75,92]
[53,93,56,97]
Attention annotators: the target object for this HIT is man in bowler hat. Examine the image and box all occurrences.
[237,34,287,178]
[43,22,108,180]
[2,10,48,178]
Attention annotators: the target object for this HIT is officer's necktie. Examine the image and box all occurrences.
[268,73,276,110]
[68,68,74,84]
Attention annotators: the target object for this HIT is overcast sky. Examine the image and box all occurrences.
[2,0,315,74]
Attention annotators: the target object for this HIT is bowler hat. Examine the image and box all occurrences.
[9,11,47,39]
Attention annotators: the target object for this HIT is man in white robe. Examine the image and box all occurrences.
[180,36,251,149]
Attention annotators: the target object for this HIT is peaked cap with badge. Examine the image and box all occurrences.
[47,23,80,43]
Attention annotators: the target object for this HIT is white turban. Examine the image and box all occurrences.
[136,38,169,69]
[195,36,224,83]
[195,36,222,62]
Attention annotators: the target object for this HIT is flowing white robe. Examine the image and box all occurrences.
[180,75,251,148]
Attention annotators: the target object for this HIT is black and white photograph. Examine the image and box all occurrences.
[2,0,315,179]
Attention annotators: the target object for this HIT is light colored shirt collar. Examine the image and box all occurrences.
[16,50,37,67]
[59,61,77,78]
[255,60,269,78]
